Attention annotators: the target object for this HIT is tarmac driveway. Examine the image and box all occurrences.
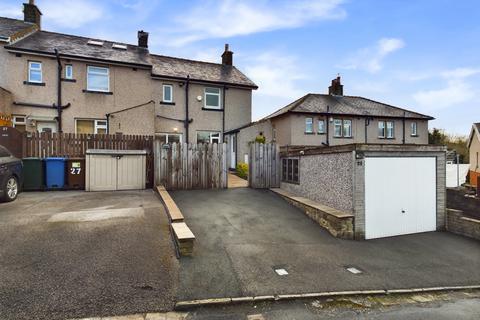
[171,188,480,301]
[0,190,178,320]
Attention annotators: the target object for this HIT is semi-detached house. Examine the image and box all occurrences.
[0,1,257,144]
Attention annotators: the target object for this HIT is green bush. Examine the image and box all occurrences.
[236,162,248,179]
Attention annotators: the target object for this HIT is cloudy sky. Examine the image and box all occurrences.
[1,0,479,135]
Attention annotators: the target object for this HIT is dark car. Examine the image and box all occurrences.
[0,145,23,202]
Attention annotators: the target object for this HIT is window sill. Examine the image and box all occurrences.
[333,136,353,139]
[61,78,76,82]
[304,132,314,135]
[317,132,326,135]
[160,101,175,106]
[281,180,300,185]
[410,134,419,137]
[202,107,223,112]
[23,81,45,86]
[83,89,113,95]
[378,137,395,140]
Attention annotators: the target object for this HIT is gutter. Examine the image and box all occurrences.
[289,110,435,121]
[152,73,258,90]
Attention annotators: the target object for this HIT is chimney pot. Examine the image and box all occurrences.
[328,75,343,96]
[137,30,149,48]
[221,43,233,66]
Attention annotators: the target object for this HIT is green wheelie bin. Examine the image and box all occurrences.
[22,157,45,190]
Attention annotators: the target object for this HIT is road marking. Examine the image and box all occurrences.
[346,267,362,274]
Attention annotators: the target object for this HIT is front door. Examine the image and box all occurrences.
[230,134,236,169]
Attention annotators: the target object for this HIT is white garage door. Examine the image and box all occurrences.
[364,157,436,239]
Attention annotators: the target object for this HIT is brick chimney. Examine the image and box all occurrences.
[23,0,42,29]
[328,76,343,96]
[137,30,149,48]
[221,44,233,66]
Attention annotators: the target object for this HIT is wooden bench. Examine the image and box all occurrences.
[271,188,354,239]
[171,222,196,256]
[156,185,184,222]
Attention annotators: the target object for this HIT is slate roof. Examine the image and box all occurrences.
[150,54,257,88]
[0,17,34,40]
[5,30,151,67]
[2,20,257,88]
[265,93,433,120]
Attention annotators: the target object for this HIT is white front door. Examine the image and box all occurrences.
[230,134,236,169]
[37,121,58,133]
[364,157,437,239]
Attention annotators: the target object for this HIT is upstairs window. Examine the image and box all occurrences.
[163,84,173,103]
[411,122,418,136]
[87,66,109,92]
[343,119,352,137]
[204,87,221,109]
[28,61,42,83]
[334,119,352,138]
[65,64,73,79]
[305,117,313,133]
[333,119,343,137]
[318,119,326,134]
[378,120,395,138]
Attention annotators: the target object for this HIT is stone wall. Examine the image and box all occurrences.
[447,188,480,219]
[446,209,480,241]
[280,151,354,213]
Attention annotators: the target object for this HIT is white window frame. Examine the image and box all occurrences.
[28,61,42,83]
[204,87,221,109]
[65,64,73,79]
[386,121,394,138]
[13,115,26,128]
[75,119,108,134]
[197,131,221,144]
[343,119,352,138]
[156,132,183,144]
[333,119,343,137]
[318,119,326,134]
[305,117,313,133]
[87,66,110,92]
[162,84,173,103]
[411,121,418,136]
[378,121,386,138]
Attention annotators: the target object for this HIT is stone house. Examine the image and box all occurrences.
[467,123,480,187]
[226,76,433,169]
[0,1,257,143]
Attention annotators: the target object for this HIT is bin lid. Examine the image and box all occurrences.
[45,157,66,161]
[22,157,42,160]
[86,149,148,155]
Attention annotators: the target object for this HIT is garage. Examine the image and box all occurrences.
[364,157,437,239]
[278,144,446,240]
[85,149,146,191]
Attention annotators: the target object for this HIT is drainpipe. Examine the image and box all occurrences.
[185,75,190,143]
[364,117,371,144]
[222,85,226,142]
[322,105,330,146]
[106,113,110,134]
[54,49,63,132]
[402,111,406,144]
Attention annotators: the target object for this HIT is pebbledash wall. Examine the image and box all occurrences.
[280,144,446,239]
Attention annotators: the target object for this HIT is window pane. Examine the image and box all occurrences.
[205,94,220,107]
[305,118,313,133]
[378,121,385,137]
[65,65,73,79]
[76,120,94,134]
[163,85,172,101]
[318,120,325,133]
[343,120,352,137]
[282,159,287,181]
[158,134,167,144]
[197,131,210,144]
[89,66,108,74]
[29,69,42,82]
[205,87,220,94]
[287,159,293,181]
[334,119,342,137]
[386,121,394,138]
[96,128,107,134]
[88,73,108,91]
[169,134,181,144]
[411,122,417,135]
[30,62,41,70]
[293,159,299,182]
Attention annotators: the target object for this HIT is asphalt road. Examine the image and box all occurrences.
[171,188,480,301]
[0,190,178,320]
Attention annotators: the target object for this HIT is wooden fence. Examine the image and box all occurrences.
[17,131,154,187]
[154,142,228,190]
[249,142,280,188]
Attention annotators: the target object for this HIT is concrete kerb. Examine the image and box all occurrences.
[174,285,480,310]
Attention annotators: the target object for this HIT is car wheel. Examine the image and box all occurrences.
[3,176,18,202]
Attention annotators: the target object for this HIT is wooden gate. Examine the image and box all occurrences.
[154,142,228,190]
[249,142,280,188]
[0,126,23,158]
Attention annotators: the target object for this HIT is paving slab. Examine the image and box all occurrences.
[170,188,480,301]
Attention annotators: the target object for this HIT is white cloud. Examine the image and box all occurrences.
[0,3,22,19]
[163,0,346,46]
[341,37,405,73]
[41,0,104,28]
[413,66,480,110]
[245,51,307,99]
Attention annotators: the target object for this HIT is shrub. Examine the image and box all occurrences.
[236,162,248,179]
